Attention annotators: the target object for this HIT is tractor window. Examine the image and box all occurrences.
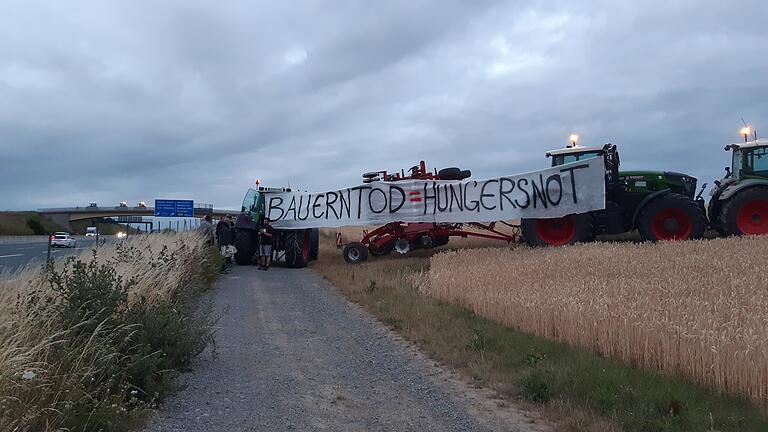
[241,189,258,212]
[732,150,743,177]
[551,152,601,167]
[747,148,768,176]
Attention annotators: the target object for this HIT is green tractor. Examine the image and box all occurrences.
[234,186,320,267]
[521,143,706,246]
[707,138,768,236]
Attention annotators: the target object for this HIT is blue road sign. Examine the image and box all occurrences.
[154,199,195,217]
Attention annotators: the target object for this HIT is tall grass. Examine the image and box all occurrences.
[425,236,768,408]
[0,232,220,431]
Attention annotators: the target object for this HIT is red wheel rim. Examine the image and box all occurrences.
[736,199,768,235]
[302,231,310,260]
[651,208,692,240]
[534,217,576,246]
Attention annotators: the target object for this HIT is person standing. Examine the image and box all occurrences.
[216,215,235,272]
[258,218,275,270]
[199,214,214,245]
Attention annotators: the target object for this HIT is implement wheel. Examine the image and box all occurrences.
[521,214,594,247]
[343,242,369,264]
[718,187,768,236]
[638,193,705,241]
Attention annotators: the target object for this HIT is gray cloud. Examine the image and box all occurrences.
[1,0,766,210]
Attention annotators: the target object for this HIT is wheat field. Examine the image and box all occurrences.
[424,236,768,408]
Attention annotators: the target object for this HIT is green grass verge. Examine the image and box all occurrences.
[315,257,768,431]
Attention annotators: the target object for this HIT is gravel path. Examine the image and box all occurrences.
[144,265,550,432]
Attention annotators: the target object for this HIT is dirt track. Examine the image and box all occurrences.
[144,265,549,432]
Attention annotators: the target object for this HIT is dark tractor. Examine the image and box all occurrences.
[234,186,320,268]
[708,138,768,236]
[521,143,706,246]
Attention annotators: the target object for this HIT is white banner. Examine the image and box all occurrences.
[266,158,606,229]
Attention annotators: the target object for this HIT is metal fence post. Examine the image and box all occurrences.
[46,233,52,264]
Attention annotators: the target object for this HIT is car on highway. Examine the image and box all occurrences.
[51,233,77,248]
[85,227,97,237]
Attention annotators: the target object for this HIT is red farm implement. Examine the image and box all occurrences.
[337,161,522,264]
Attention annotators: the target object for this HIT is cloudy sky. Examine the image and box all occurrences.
[1,0,767,210]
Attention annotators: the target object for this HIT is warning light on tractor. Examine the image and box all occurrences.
[255,178,261,186]
[569,134,579,147]
[740,126,752,142]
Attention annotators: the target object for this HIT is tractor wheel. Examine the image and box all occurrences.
[638,193,706,241]
[234,230,256,265]
[718,187,768,236]
[521,214,594,247]
[368,240,394,256]
[309,228,320,261]
[343,242,369,264]
[438,167,471,181]
[284,230,311,268]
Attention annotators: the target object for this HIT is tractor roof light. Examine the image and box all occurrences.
[740,126,754,143]
[740,126,751,136]
[255,178,261,186]
[569,134,579,147]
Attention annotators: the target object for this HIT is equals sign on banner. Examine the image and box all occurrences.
[409,191,422,202]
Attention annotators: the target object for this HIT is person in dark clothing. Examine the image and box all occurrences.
[216,215,235,272]
[228,215,237,250]
[257,218,275,270]
[199,214,214,245]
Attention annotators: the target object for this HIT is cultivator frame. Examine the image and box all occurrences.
[338,160,522,264]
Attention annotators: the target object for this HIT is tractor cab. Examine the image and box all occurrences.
[546,145,606,167]
[237,186,291,229]
[241,188,264,214]
[708,138,768,236]
[723,138,768,180]
[546,143,624,190]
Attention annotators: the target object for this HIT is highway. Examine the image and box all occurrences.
[0,236,106,274]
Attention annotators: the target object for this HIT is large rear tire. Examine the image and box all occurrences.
[521,214,594,247]
[234,230,255,265]
[309,228,320,261]
[718,187,768,236]
[638,193,705,241]
[284,230,311,268]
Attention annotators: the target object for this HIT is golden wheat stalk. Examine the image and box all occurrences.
[424,236,768,408]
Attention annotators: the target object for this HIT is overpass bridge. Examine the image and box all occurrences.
[38,206,240,230]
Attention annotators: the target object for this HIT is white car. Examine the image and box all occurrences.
[85,227,97,237]
[51,233,77,248]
